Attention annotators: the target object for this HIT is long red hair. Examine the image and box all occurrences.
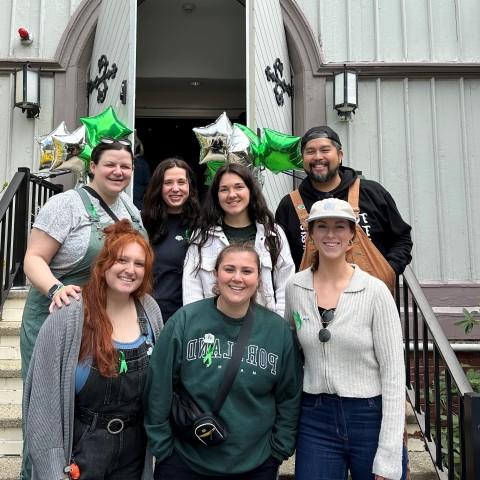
[79,220,153,376]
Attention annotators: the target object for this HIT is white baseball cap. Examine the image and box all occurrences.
[307,198,357,224]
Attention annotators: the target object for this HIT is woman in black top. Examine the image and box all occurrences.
[142,157,199,321]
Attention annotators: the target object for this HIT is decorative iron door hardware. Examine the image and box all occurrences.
[87,54,118,103]
[265,58,293,106]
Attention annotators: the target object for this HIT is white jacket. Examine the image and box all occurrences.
[182,222,295,316]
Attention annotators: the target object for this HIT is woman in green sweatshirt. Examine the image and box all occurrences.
[144,243,302,480]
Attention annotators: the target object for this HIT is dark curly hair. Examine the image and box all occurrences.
[191,163,280,270]
[141,157,199,244]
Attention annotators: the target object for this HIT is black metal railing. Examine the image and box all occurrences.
[396,266,480,480]
[0,167,62,309]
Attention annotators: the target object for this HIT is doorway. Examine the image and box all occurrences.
[135,116,241,197]
[135,0,246,190]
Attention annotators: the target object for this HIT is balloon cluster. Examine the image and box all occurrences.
[36,122,86,170]
[193,112,302,183]
[36,107,132,171]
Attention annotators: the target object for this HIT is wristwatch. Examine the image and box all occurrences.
[47,283,64,300]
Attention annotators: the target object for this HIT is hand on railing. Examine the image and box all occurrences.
[48,284,82,313]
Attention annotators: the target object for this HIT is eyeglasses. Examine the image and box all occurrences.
[318,308,335,343]
[100,137,132,147]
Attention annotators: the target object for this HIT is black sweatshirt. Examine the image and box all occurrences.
[152,214,189,322]
[275,166,413,274]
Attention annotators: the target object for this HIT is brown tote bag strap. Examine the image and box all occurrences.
[289,190,315,271]
[347,177,361,216]
[289,190,309,228]
[346,178,396,294]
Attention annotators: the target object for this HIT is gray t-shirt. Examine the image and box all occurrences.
[33,189,142,277]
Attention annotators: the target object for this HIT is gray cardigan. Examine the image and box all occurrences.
[23,295,163,480]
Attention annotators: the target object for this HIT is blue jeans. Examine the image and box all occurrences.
[295,393,406,480]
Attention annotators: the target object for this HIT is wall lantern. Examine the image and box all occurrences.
[14,63,40,118]
[333,65,358,121]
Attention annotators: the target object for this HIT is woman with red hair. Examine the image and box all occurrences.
[23,220,163,480]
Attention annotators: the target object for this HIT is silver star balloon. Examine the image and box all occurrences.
[52,125,86,169]
[227,124,253,167]
[35,121,70,169]
[193,112,233,164]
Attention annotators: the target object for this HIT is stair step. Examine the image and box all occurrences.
[3,289,28,300]
[0,347,20,361]
[0,454,438,480]
[0,360,21,379]
[0,322,20,337]
[0,308,22,324]
[0,455,21,480]
[0,405,22,457]
[0,405,21,429]
[0,377,22,405]
[1,292,27,324]
[409,451,438,479]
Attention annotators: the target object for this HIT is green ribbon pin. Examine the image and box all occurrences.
[293,311,303,330]
[88,203,99,220]
[119,351,128,374]
[202,345,214,367]
[183,228,191,241]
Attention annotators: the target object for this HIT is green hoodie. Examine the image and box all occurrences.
[144,297,302,476]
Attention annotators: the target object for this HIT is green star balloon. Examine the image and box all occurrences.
[80,106,132,149]
[260,128,302,172]
[78,144,92,162]
[204,160,225,185]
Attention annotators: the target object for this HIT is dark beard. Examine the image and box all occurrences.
[305,164,339,184]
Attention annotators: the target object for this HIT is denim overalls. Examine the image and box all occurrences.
[70,303,152,480]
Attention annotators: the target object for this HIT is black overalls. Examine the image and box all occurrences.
[71,303,153,479]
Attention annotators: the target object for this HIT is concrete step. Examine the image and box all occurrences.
[0,361,22,456]
[0,323,20,360]
[0,404,22,456]
[0,377,22,405]
[0,455,21,480]
[0,360,21,379]
[0,453,438,480]
[0,322,21,337]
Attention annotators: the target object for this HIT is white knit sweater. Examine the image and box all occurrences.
[284,265,405,480]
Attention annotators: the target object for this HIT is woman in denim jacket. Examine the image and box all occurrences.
[182,163,294,316]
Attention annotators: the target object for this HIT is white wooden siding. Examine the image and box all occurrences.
[325,77,480,282]
[1,0,84,58]
[88,0,136,129]
[0,74,55,183]
[0,0,85,186]
[248,0,293,211]
[294,0,480,62]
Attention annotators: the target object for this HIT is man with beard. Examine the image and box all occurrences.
[275,125,413,274]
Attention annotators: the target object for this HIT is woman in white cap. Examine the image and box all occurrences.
[284,198,405,480]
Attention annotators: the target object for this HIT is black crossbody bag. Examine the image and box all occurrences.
[170,308,254,447]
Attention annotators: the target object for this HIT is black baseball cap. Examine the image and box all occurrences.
[300,126,342,152]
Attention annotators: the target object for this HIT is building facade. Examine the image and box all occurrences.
[0,0,479,286]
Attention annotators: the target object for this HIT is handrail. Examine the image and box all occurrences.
[399,265,480,480]
[0,167,62,309]
[402,267,474,395]
[0,171,25,219]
